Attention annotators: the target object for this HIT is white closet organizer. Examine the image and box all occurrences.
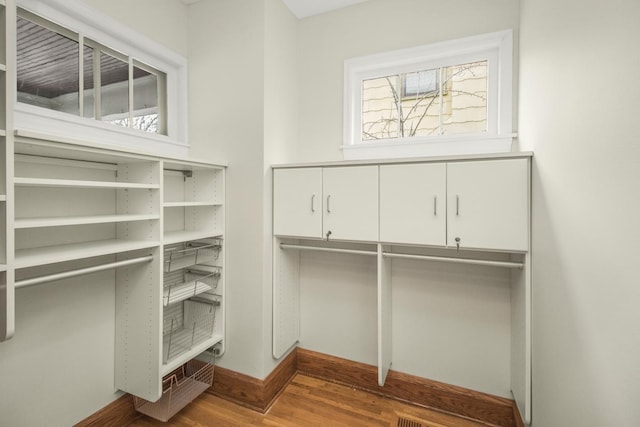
[0,0,15,343]
[272,152,532,425]
[0,131,225,408]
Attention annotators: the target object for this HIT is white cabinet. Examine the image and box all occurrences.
[323,166,378,242]
[380,163,446,246]
[273,153,532,425]
[447,159,529,252]
[273,168,322,239]
[274,165,378,242]
[380,159,529,252]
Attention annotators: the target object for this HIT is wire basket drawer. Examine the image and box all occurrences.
[133,358,214,422]
[164,240,222,273]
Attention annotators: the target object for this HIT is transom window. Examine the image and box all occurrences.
[343,30,513,160]
[17,9,167,135]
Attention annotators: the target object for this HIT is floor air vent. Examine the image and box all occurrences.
[397,417,423,427]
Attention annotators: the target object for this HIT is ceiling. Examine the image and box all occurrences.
[180,0,372,19]
[280,0,372,18]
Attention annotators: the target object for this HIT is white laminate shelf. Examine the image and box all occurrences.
[0,129,6,137]
[14,177,160,190]
[163,230,224,245]
[0,64,6,72]
[15,213,160,229]
[0,264,7,273]
[163,201,222,208]
[15,239,160,269]
[0,195,6,202]
[161,333,223,376]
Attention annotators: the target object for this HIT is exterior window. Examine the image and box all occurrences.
[362,61,488,141]
[16,8,168,136]
[344,31,513,160]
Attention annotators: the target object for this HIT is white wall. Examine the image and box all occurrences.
[187,0,298,379]
[187,0,267,378]
[293,0,520,398]
[296,0,520,162]
[519,0,640,425]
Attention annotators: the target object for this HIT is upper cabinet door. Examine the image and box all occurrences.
[447,159,529,252]
[323,166,378,242]
[273,168,323,238]
[380,163,446,246]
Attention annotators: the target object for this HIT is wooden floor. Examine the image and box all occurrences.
[128,374,492,427]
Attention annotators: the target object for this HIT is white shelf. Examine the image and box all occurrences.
[14,177,160,190]
[15,239,160,269]
[0,264,7,273]
[15,213,160,229]
[164,279,214,307]
[163,201,221,208]
[0,129,6,137]
[163,230,224,245]
[0,195,6,202]
[161,333,223,376]
[0,64,5,72]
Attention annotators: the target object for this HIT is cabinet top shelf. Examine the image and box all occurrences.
[272,151,533,169]
[14,177,160,190]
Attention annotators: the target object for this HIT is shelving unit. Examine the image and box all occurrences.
[272,153,532,426]
[0,131,226,410]
[0,0,14,343]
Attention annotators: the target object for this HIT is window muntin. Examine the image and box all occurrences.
[16,8,168,136]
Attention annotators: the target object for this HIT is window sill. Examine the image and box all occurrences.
[341,134,516,161]
[15,103,189,158]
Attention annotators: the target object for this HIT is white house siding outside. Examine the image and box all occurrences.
[362,60,488,141]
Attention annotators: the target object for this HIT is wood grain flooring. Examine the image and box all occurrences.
[128,374,494,427]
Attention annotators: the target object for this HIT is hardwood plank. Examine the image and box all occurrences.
[129,374,490,427]
[74,394,139,427]
[297,348,514,427]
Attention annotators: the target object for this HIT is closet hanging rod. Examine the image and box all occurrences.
[15,255,154,289]
[278,243,523,269]
[382,252,523,269]
[279,243,377,257]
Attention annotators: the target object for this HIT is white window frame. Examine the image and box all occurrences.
[15,0,189,157]
[343,30,514,160]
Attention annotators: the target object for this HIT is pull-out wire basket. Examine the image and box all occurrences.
[163,297,220,364]
[164,240,222,273]
[133,356,215,422]
[163,269,221,307]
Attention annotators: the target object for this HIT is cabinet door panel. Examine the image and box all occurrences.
[380,163,446,246]
[447,159,529,252]
[323,166,378,242]
[273,168,323,238]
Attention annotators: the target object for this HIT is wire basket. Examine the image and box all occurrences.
[164,240,222,273]
[133,357,215,422]
[163,269,221,307]
[163,297,220,364]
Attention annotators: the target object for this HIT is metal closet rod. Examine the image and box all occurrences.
[15,255,154,289]
[279,243,523,269]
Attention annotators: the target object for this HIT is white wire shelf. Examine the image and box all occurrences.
[14,177,160,190]
[15,239,160,269]
[163,269,221,307]
[15,213,160,229]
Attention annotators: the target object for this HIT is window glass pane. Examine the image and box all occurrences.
[400,67,441,137]
[17,15,79,115]
[83,45,94,118]
[362,76,399,140]
[441,61,488,135]
[100,51,129,127]
[132,65,159,133]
